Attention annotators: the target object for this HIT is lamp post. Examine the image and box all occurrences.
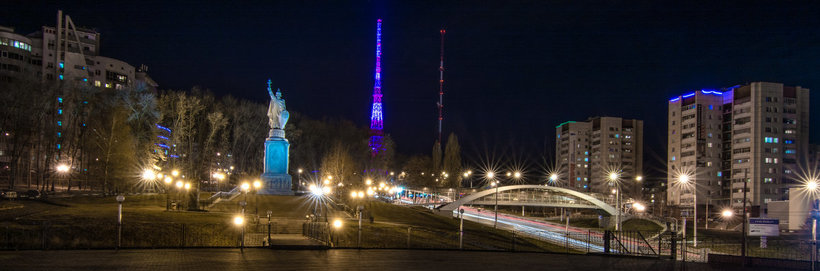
[805,178,819,271]
[234,214,245,252]
[459,208,465,250]
[608,172,621,231]
[266,210,273,247]
[163,176,172,210]
[297,168,303,190]
[331,219,343,247]
[253,180,262,214]
[174,180,183,210]
[485,170,498,228]
[678,173,697,247]
[116,195,124,250]
[357,205,364,248]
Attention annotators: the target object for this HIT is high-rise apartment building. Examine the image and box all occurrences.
[1,11,157,91]
[667,82,810,213]
[556,117,644,198]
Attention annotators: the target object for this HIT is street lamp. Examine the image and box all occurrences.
[331,218,343,247]
[678,173,697,247]
[608,171,621,231]
[804,178,819,271]
[163,176,173,210]
[116,195,125,250]
[459,208,465,250]
[241,182,250,203]
[549,173,558,186]
[721,209,733,218]
[171,169,180,177]
[142,169,156,180]
[253,180,262,214]
[234,215,245,252]
[297,168,303,190]
[491,180,499,229]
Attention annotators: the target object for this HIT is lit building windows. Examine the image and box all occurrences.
[94,80,101,87]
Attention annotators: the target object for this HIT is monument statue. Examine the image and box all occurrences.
[266,79,289,130]
[260,79,293,195]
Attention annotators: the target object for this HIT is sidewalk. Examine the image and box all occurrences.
[0,248,769,270]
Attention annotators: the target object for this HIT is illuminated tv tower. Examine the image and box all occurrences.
[369,19,384,158]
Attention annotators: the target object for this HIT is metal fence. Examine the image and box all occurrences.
[300,220,674,257]
[0,220,261,250]
[700,236,819,262]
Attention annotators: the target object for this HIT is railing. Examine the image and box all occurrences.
[0,221,254,249]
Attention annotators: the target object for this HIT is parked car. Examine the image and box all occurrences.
[1,190,17,200]
[24,190,41,199]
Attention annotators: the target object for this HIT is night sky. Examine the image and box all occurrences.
[3,1,820,178]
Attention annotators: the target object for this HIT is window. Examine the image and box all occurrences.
[764,178,773,184]
[785,129,796,134]
[764,137,779,143]
[94,80,101,87]
[785,139,794,144]
[707,143,713,148]
[785,149,796,154]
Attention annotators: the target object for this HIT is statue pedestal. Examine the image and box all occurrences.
[259,134,293,195]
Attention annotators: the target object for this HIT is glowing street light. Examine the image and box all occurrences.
[636,175,643,181]
[486,171,495,180]
[234,215,245,251]
[142,169,157,180]
[175,181,184,189]
[56,164,70,173]
[171,170,180,177]
[609,172,619,181]
[677,173,697,247]
[253,180,262,189]
[332,219,343,229]
[608,171,621,230]
[241,182,250,192]
[721,209,733,218]
[549,173,558,183]
[633,202,646,212]
[807,180,818,191]
[184,182,191,190]
[365,179,372,186]
[513,171,522,179]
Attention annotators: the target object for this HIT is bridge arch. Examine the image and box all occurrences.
[437,185,617,216]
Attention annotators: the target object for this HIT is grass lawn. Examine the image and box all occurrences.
[621,218,663,232]
[328,201,579,253]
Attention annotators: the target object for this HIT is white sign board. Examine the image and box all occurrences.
[748,218,779,237]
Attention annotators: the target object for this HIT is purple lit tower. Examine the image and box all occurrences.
[369,19,384,158]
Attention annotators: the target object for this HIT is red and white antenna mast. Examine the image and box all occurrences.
[437,29,445,143]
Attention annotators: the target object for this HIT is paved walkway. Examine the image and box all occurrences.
[0,248,769,270]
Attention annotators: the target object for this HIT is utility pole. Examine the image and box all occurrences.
[741,169,748,266]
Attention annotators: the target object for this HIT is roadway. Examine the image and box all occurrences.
[0,248,755,270]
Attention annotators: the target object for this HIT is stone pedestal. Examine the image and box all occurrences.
[259,131,293,195]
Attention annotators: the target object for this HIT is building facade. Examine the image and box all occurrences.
[556,117,644,198]
[667,82,810,214]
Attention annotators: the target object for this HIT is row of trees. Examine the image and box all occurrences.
[0,76,409,203]
[399,133,463,189]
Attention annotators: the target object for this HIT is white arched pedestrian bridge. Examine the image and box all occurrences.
[436,185,618,216]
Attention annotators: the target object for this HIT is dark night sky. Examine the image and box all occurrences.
[3,1,820,178]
